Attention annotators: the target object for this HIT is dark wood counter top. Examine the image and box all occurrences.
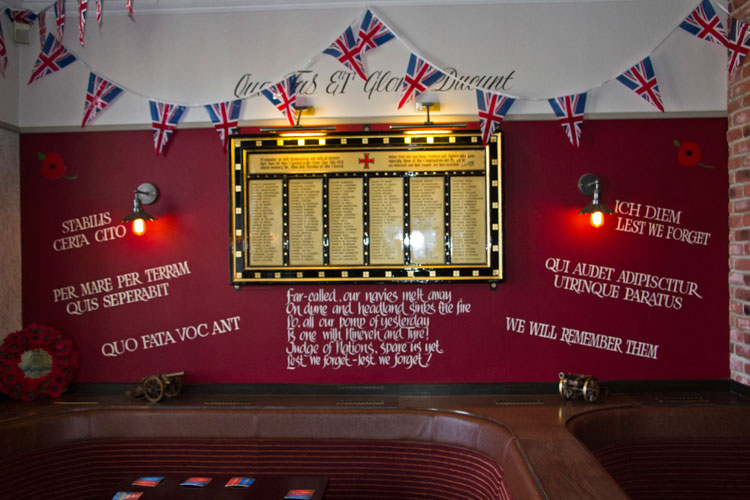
[1,385,748,500]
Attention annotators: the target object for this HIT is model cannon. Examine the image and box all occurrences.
[558,372,600,403]
[129,371,186,403]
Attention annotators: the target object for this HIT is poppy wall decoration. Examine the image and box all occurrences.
[673,140,715,169]
[38,152,78,180]
[0,324,79,401]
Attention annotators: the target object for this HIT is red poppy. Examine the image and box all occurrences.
[676,141,701,166]
[47,381,63,398]
[37,153,79,180]
[39,153,67,180]
[673,140,715,169]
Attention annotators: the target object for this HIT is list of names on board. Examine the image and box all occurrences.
[230,132,503,283]
[288,178,324,266]
[329,178,364,266]
[248,180,283,266]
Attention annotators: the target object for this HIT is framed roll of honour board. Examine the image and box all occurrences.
[229,130,503,284]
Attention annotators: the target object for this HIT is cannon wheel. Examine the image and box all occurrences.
[164,376,182,399]
[583,378,600,403]
[559,379,574,400]
[143,375,165,403]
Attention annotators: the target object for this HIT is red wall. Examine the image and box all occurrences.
[20,117,729,384]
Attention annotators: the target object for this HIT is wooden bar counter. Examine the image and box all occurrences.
[0,384,748,499]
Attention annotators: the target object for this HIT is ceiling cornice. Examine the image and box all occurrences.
[7,0,644,15]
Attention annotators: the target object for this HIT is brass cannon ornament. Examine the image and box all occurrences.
[558,372,601,403]
[128,371,185,403]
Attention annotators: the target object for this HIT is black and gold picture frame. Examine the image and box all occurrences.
[229,130,503,284]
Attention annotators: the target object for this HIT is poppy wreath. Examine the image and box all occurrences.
[0,324,79,401]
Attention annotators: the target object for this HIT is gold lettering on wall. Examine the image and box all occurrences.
[248,150,483,174]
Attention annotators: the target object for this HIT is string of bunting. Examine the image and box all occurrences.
[0,0,748,155]
[3,0,133,49]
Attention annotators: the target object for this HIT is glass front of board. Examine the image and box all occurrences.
[229,131,503,284]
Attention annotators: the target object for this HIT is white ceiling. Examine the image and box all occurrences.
[8,0,642,15]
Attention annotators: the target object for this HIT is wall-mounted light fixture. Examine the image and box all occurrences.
[259,97,337,134]
[260,125,335,133]
[121,183,159,236]
[577,173,614,228]
[390,93,467,131]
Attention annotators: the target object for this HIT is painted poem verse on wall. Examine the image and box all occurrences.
[285,288,472,370]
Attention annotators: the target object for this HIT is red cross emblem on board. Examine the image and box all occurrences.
[359,153,374,169]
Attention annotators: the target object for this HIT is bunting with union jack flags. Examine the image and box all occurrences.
[38,7,49,47]
[96,0,103,24]
[548,93,587,148]
[357,9,394,55]
[0,21,6,79]
[398,53,444,110]
[5,9,37,25]
[323,26,367,81]
[149,100,187,156]
[476,89,514,145]
[616,56,664,112]
[28,34,77,85]
[727,17,750,75]
[204,100,242,152]
[82,73,124,127]
[78,0,88,46]
[261,75,298,127]
[54,0,66,40]
[679,0,727,47]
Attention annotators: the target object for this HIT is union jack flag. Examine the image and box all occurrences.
[5,9,37,24]
[28,34,77,85]
[548,93,587,148]
[205,100,242,152]
[616,56,664,112]
[78,0,88,46]
[357,9,394,55]
[261,75,298,126]
[126,0,134,19]
[81,73,124,127]
[324,26,366,80]
[727,17,750,75]
[96,0,102,24]
[38,7,48,47]
[149,100,187,156]
[0,21,6,80]
[476,89,514,145]
[398,53,444,110]
[54,0,66,40]
[679,0,727,46]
